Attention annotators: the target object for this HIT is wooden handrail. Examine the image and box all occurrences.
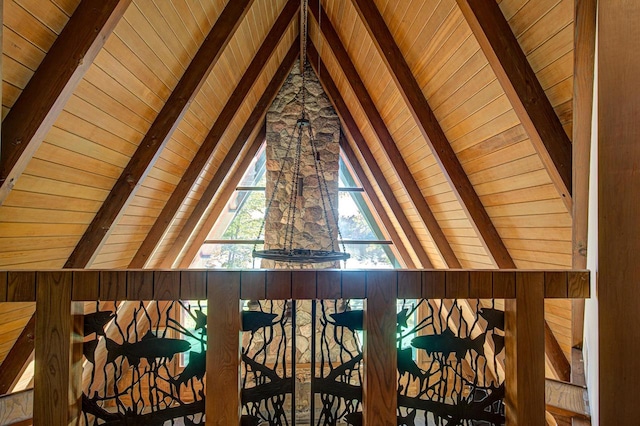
[0,269,589,302]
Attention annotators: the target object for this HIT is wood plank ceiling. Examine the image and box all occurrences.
[0,0,576,373]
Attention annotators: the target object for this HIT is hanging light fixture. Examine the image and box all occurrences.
[252,0,349,264]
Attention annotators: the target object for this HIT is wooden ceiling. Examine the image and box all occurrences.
[0,0,588,382]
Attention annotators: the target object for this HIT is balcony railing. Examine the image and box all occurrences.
[0,269,589,426]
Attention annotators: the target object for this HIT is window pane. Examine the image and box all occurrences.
[343,243,394,268]
[190,244,264,268]
[207,190,266,240]
[338,192,377,240]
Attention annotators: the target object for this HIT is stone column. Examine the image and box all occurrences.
[264,60,341,270]
[259,60,347,422]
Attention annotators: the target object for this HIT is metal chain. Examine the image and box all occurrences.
[253,107,299,254]
[285,123,304,252]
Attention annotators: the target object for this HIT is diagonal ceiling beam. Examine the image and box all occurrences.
[177,131,266,269]
[0,0,132,206]
[350,0,514,269]
[128,0,299,268]
[307,44,433,269]
[160,42,299,268]
[340,135,416,268]
[309,3,459,268]
[545,321,571,381]
[456,0,573,212]
[64,0,256,268]
[0,314,35,395]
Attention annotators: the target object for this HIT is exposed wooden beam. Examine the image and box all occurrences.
[128,0,299,268]
[340,135,415,268]
[64,0,256,268]
[545,321,571,382]
[456,0,573,212]
[160,42,299,268]
[307,44,434,269]
[0,0,132,206]
[309,4,459,268]
[350,0,513,269]
[571,0,597,350]
[177,137,266,269]
[0,314,35,395]
[545,378,590,420]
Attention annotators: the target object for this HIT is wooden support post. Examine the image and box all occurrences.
[206,271,241,424]
[364,271,397,425]
[34,271,74,426]
[599,1,640,422]
[505,272,545,425]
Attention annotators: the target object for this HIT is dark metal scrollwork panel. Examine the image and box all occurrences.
[81,300,207,425]
[396,299,505,426]
[241,300,294,425]
[312,299,363,425]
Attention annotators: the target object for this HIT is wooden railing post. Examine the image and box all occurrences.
[34,271,75,426]
[206,271,241,424]
[505,272,545,425]
[364,271,397,425]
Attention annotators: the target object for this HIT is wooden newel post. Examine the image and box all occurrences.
[505,272,545,425]
[34,271,79,426]
[206,271,242,424]
[364,271,398,425]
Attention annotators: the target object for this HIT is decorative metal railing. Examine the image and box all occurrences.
[81,301,206,425]
[395,299,505,425]
[0,269,589,426]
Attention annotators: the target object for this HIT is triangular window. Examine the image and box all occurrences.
[189,146,399,268]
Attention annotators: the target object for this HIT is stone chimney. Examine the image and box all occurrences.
[263,60,341,269]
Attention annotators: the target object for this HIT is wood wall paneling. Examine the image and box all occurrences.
[456,0,573,212]
[160,42,298,268]
[128,0,299,268]
[0,0,131,206]
[350,0,515,270]
[64,0,256,268]
[307,42,434,268]
[310,2,460,269]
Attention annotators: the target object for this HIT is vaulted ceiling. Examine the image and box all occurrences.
[0,0,582,383]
